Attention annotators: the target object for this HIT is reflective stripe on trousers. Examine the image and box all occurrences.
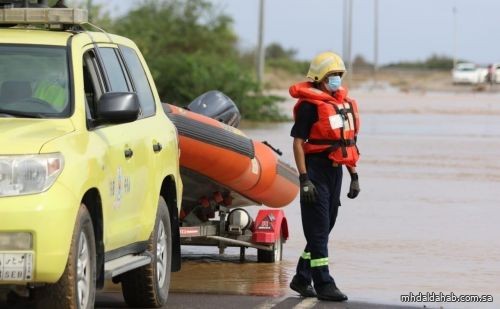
[311,257,329,267]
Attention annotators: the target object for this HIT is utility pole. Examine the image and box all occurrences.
[373,0,379,87]
[452,4,457,69]
[343,0,353,87]
[256,0,265,89]
[87,0,92,22]
[343,0,349,64]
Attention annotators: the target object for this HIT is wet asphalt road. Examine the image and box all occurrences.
[0,252,421,309]
[0,253,419,309]
[95,292,419,309]
[0,289,419,309]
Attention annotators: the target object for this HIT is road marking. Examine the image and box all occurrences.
[293,298,319,309]
[256,296,288,309]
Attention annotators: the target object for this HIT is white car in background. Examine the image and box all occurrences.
[452,62,487,84]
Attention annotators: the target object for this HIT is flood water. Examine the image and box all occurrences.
[171,91,500,308]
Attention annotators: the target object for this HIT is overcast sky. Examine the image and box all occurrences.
[94,0,499,65]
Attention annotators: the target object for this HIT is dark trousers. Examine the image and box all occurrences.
[295,153,343,287]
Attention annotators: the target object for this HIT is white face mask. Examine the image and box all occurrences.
[326,75,342,92]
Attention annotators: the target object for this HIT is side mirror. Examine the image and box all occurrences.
[96,92,140,124]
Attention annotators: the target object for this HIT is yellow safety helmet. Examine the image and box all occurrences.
[306,51,346,82]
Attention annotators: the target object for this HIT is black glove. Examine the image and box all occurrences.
[299,173,317,204]
[347,172,360,199]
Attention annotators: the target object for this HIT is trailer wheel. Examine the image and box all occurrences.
[36,204,96,309]
[120,196,172,308]
[257,234,283,263]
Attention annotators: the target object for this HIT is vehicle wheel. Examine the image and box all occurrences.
[257,234,284,263]
[36,204,96,309]
[120,196,172,308]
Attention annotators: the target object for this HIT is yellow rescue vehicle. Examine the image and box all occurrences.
[0,1,182,308]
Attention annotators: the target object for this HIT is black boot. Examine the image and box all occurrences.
[289,276,317,298]
[315,283,348,301]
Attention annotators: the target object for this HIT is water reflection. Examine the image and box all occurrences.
[171,253,294,296]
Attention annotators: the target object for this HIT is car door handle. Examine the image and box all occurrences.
[153,142,163,153]
[124,148,134,159]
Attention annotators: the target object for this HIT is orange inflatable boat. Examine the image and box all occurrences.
[163,91,297,261]
[163,91,298,215]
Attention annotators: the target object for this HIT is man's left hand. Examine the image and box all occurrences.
[347,173,360,199]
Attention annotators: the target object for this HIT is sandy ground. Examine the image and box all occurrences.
[270,82,500,117]
[265,68,500,95]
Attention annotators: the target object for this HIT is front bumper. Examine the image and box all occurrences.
[0,182,79,284]
[453,75,479,84]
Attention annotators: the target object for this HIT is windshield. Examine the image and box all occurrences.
[456,64,476,71]
[0,45,70,118]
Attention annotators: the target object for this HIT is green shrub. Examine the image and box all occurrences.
[95,0,284,121]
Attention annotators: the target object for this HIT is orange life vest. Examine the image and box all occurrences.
[290,82,360,167]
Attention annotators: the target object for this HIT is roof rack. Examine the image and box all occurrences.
[0,7,88,25]
[0,0,48,9]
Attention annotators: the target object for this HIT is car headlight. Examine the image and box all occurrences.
[0,153,64,197]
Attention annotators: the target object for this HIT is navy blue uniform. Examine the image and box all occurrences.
[291,102,343,287]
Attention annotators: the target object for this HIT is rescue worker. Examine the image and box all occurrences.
[33,79,67,111]
[289,51,360,301]
[486,64,494,86]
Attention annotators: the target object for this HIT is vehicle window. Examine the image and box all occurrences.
[458,67,475,72]
[0,45,70,118]
[83,62,95,118]
[83,50,104,122]
[456,63,476,72]
[120,46,156,117]
[98,47,129,92]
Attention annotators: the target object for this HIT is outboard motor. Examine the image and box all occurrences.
[187,90,241,128]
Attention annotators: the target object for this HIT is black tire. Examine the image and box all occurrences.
[257,234,284,263]
[120,196,172,308]
[36,204,96,309]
